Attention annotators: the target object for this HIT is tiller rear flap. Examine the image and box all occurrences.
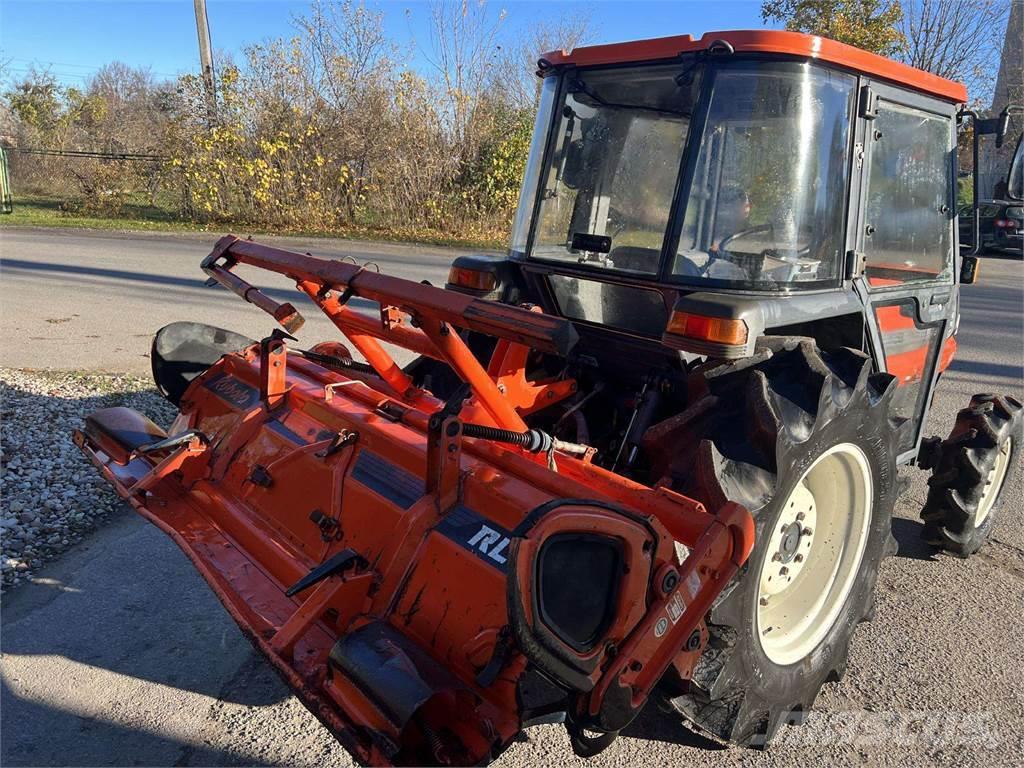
[74,235,754,765]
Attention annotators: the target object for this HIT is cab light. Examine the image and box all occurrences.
[666,312,748,345]
[448,266,497,292]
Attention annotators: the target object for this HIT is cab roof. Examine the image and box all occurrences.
[541,29,967,104]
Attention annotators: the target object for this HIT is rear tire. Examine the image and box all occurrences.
[920,394,1022,557]
[661,338,900,747]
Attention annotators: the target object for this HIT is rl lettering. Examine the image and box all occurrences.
[467,525,510,565]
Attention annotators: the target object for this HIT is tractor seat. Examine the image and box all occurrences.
[83,407,168,466]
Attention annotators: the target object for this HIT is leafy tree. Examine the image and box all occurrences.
[761,0,905,56]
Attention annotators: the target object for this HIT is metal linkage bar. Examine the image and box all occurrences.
[206,236,578,356]
[418,316,528,432]
[296,279,422,400]
[204,261,305,333]
[203,236,575,432]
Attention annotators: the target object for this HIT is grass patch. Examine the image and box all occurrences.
[0,194,507,251]
[0,195,202,233]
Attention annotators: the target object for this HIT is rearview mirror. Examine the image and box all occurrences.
[995,110,1011,149]
[560,138,586,190]
[960,255,980,285]
[1008,136,1023,201]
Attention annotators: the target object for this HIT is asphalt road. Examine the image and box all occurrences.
[1,227,1023,768]
[0,228,464,372]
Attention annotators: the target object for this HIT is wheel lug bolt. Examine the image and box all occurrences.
[796,512,805,521]
[802,527,813,536]
[780,566,789,576]
[760,597,769,606]
[772,553,783,562]
[794,554,804,562]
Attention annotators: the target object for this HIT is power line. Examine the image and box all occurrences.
[3,60,185,81]
[8,56,183,78]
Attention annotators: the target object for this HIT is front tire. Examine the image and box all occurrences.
[920,394,1022,556]
[659,338,900,747]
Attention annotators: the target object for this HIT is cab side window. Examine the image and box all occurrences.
[863,102,953,287]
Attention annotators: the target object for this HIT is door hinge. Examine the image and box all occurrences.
[859,86,878,120]
[845,250,867,279]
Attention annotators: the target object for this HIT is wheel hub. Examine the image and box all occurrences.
[778,522,803,561]
[760,484,815,598]
[756,443,873,666]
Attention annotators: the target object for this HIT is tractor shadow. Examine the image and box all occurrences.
[621,701,726,750]
[0,377,288,710]
[0,677,284,767]
[890,517,940,561]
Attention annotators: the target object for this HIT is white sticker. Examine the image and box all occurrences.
[654,617,669,637]
[667,592,685,624]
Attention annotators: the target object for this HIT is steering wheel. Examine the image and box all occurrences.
[717,222,774,254]
[713,223,816,281]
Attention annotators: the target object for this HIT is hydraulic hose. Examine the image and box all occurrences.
[460,423,592,458]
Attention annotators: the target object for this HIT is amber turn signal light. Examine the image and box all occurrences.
[448,266,497,292]
[665,312,748,346]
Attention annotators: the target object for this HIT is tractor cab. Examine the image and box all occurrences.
[457,33,967,333]
[449,31,976,462]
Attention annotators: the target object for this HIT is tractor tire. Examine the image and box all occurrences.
[920,394,1022,557]
[663,338,900,748]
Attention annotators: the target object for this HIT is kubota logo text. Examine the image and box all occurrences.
[203,372,259,409]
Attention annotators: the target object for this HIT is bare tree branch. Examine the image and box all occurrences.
[898,0,1008,105]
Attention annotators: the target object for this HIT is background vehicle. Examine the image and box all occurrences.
[958,199,1023,254]
[75,30,1022,766]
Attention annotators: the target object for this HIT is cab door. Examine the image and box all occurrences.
[853,83,958,462]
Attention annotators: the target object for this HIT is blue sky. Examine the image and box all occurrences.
[0,0,774,86]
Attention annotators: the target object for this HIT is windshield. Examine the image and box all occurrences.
[674,63,856,287]
[530,62,703,274]
[524,59,857,290]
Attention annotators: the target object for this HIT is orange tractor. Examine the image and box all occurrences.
[75,30,1022,765]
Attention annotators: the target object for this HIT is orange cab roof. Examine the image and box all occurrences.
[541,29,967,104]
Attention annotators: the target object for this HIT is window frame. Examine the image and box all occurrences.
[856,83,958,294]
[521,57,706,276]
[662,58,860,292]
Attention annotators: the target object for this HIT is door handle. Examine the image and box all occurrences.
[930,291,951,306]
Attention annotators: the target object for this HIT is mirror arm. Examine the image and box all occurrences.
[958,108,982,258]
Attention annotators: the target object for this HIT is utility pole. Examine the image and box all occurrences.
[193,0,217,123]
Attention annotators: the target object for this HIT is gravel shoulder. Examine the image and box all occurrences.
[0,369,175,592]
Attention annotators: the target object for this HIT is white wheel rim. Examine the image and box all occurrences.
[756,443,873,666]
[976,437,1012,525]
